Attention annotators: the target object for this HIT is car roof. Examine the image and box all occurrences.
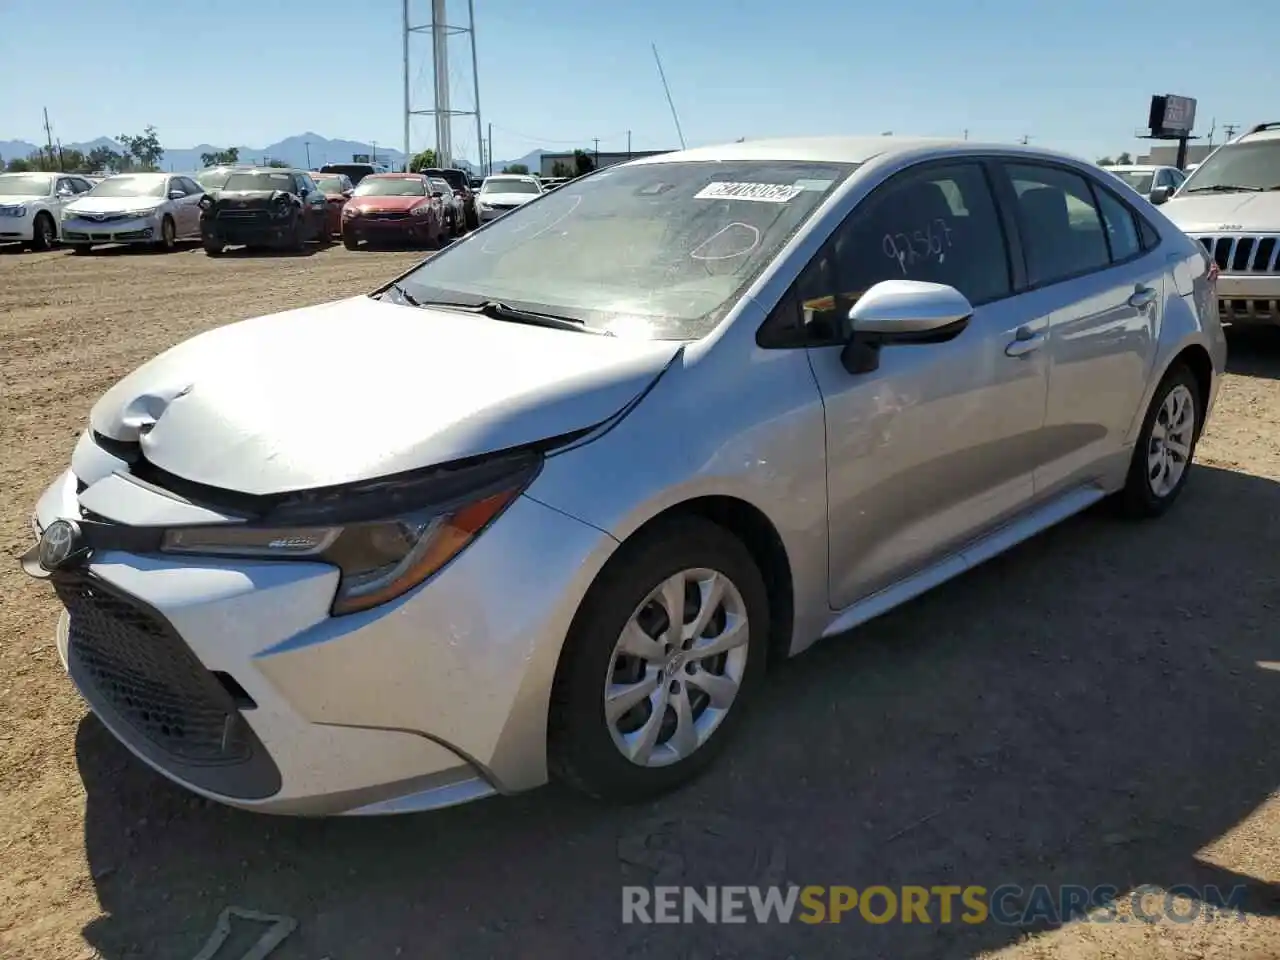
[363,172,422,179]
[1238,123,1280,143]
[485,174,537,180]
[629,135,1099,168]
[1105,165,1163,173]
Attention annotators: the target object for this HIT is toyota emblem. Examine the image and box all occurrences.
[38,519,83,572]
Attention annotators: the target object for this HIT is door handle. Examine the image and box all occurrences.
[1128,286,1158,309]
[1005,327,1044,358]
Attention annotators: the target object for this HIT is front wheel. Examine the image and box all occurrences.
[70,244,92,256]
[29,213,56,251]
[1115,363,1202,518]
[548,517,769,803]
[154,215,176,252]
[202,238,224,256]
[342,229,359,250]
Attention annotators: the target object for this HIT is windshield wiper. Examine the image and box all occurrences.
[1183,184,1263,193]
[416,297,610,334]
[384,281,422,306]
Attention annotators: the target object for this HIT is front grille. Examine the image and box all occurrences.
[80,213,130,224]
[1196,234,1280,273]
[217,209,270,223]
[55,574,252,765]
[367,211,409,220]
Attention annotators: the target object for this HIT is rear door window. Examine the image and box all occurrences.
[1004,163,1111,287]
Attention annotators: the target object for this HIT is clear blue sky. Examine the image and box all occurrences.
[3,0,1277,165]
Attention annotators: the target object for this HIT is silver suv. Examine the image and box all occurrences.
[1160,122,1280,325]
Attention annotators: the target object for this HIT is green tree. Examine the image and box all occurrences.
[409,149,438,172]
[5,156,33,172]
[200,147,239,167]
[573,149,595,176]
[118,125,164,171]
[550,160,572,178]
[1116,151,1133,165]
[501,163,530,175]
[266,159,290,168]
[87,145,124,172]
[1096,156,1115,166]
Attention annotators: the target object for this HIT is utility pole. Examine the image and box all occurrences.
[42,108,56,169]
[1222,123,1239,141]
[487,122,492,175]
[1019,134,1031,145]
[963,128,969,140]
[402,0,410,170]
[627,130,632,159]
[304,140,311,169]
[593,137,600,168]
[372,140,378,167]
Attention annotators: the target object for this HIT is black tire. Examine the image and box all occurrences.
[548,517,769,803]
[342,230,359,250]
[202,238,224,256]
[29,212,56,251]
[313,213,332,245]
[465,204,479,230]
[70,244,92,256]
[155,215,176,252]
[287,218,305,252]
[1115,363,1202,519]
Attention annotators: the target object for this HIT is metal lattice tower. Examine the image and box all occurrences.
[403,0,483,169]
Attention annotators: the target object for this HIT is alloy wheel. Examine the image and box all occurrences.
[604,568,749,768]
[1148,384,1196,498]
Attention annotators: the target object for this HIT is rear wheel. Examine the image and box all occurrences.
[1115,363,1202,518]
[548,518,769,802]
[29,212,56,251]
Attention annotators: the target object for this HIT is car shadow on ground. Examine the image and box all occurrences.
[210,242,331,260]
[74,460,1280,960]
[67,241,205,257]
[1226,327,1280,381]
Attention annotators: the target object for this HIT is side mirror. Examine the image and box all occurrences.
[1149,185,1173,205]
[431,190,444,198]
[342,189,353,198]
[840,280,973,374]
[57,188,74,198]
[169,189,185,200]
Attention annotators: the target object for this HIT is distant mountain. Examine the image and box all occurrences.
[484,150,544,175]
[0,132,409,172]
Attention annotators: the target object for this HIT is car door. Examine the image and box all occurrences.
[997,161,1164,499]
[798,159,1049,608]
[296,173,325,235]
[178,177,205,236]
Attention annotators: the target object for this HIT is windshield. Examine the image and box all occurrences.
[89,176,167,198]
[428,169,467,190]
[397,159,854,340]
[428,178,451,195]
[354,177,426,197]
[314,176,345,193]
[1114,171,1155,194]
[1182,140,1280,192]
[483,179,541,196]
[196,168,235,189]
[224,172,295,192]
[0,173,53,196]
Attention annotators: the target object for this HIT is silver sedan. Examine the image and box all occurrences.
[23,136,1224,815]
[60,172,205,253]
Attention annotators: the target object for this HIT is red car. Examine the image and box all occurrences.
[341,173,447,249]
[310,172,353,237]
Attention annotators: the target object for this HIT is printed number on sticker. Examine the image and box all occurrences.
[694,182,804,203]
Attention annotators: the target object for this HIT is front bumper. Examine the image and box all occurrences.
[0,211,35,242]
[343,214,435,241]
[477,205,517,222]
[29,459,617,816]
[203,216,295,248]
[1212,274,1280,325]
[62,214,158,245]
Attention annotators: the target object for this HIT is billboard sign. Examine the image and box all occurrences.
[1148,95,1197,137]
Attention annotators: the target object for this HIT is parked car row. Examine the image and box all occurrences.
[0,162,506,255]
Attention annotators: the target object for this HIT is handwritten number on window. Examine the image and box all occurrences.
[882,218,954,275]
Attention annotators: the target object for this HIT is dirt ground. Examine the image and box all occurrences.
[1,242,1279,960]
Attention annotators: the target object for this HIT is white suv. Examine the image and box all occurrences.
[1160,122,1280,325]
[0,171,93,250]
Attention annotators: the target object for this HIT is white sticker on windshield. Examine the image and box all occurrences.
[793,178,835,192]
[694,181,804,203]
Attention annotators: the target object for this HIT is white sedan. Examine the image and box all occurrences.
[0,171,94,250]
[61,173,206,254]
[476,174,544,222]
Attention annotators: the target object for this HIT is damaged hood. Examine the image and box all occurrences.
[90,295,681,495]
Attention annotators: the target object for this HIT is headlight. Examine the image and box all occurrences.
[410,204,432,216]
[127,207,158,219]
[61,207,78,221]
[343,205,360,218]
[159,453,540,615]
[0,204,28,218]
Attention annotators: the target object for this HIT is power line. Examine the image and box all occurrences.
[488,122,629,146]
